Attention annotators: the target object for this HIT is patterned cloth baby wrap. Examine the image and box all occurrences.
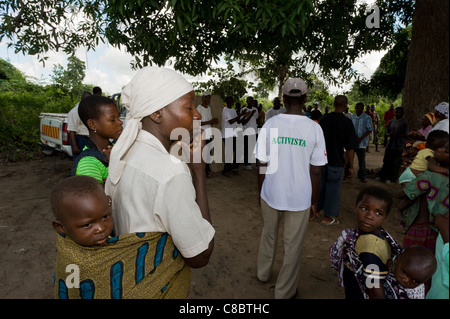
[329,227,410,299]
[54,232,191,299]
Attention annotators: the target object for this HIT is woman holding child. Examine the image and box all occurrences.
[106,67,215,295]
[54,67,214,299]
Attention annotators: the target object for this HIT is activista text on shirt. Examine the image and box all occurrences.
[272,136,306,147]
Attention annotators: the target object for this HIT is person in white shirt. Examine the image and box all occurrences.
[67,91,92,160]
[265,97,286,121]
[196,91,219,177]
[221,96,245,176]
[241,96,259,169]
[429,102,449,134]
[105,67,215,295]
[254,78,328,299]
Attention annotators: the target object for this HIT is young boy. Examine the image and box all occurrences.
[330,186,407,299]
[51,175,190,299]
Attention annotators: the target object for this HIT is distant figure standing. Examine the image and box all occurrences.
[265,97,286,121]
[317,95,358,225]
[241,96,258,170]
[383,104,395,147]
[371,105,380,151]
[222,96,244,176]
[67,91,92,160]
[196,91,219,178]
[351,102,373,183]
[364,105,375,153]
[377,107,409,184]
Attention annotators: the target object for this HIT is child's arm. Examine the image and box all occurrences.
[359,249,388,298]
[434,146,450,166]
[435,213,449,244]
[397,185,407,199]
[427,156,449,175]
[368,286,386,299]
[396,197,414,221]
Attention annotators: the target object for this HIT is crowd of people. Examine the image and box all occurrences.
[53,67,448,300]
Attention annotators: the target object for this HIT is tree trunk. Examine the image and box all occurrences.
[402,0,449,131]
[276,65,290,99]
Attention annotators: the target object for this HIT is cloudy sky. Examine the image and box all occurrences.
[1,39,386,99]
[1,0,383,99]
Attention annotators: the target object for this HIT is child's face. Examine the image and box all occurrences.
[91,104,123,140]
[54,189,114,246]
[393,257,424,289]
[355,195,388,233]
[435,141,449,166]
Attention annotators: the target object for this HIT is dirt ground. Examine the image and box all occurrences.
[0,144,405,299]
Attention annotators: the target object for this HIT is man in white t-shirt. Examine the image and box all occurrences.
[265,97,286,121]
[241,96,259,169]
[67,91,92,160]
[196,91,219,177]
[254,78,328,299]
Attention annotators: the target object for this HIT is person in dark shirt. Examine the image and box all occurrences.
[317,95,359,225]
[377,107,409,184]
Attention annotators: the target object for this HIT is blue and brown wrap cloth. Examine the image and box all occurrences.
[54,232,191,299]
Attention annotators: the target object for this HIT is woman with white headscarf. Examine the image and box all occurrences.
[105,67,215,297]
[430,102,449,134]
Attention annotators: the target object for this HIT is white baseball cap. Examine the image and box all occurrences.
[282,78,307,97]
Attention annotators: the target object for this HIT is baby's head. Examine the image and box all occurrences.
[51,175,113,246]
[391,246,437,289]
[426,129,449,152]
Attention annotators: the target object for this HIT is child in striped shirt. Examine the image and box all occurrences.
[72,95,123,184]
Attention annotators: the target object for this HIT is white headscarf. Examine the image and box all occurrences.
[108,66,194,185]
[435,102,449,118]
